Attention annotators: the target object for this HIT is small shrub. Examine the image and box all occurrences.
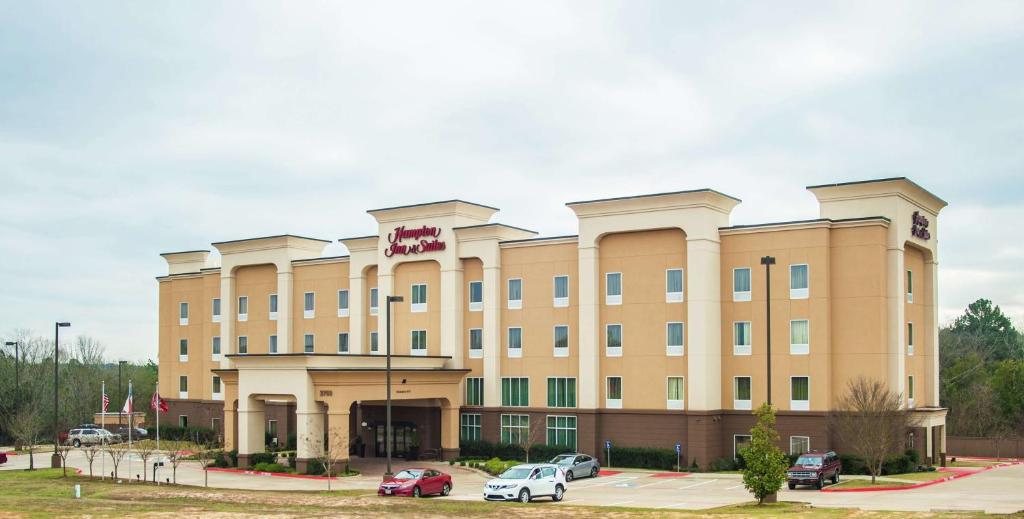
[248,452,277,466]
[448,460,455,466]
[710,457,738,472]
[251,462,290,473]
[608,446,678,470]
[305,462,326,476]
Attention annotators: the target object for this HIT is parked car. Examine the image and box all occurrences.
[549,453,600,482]
[67,428,120,447]
[483,463,566,503]
[0,451,7,464]
[787,450,841,490]
[117,426,148,440]
[378,468,452,497]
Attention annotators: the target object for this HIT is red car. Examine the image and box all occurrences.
[0,452,7,464]
[378,468,453,498]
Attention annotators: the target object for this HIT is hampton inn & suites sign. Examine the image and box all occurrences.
[384,225,447,257]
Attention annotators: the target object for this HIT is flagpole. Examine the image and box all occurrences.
[127,380,133,482]
[155,382,160,453]
[101,380,106,480]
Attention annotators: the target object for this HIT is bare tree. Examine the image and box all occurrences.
[82,444,102,478]
[829,377,916,483]
[308,428,350,490]
[164,440,186,484]
[134,441,157,482]
[5,407,46,470]
[511,415,546,463]
[54,442,74,477]
[193,443,220,488]
[107,442,129,479]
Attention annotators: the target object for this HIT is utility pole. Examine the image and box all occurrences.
[53,321,71,468]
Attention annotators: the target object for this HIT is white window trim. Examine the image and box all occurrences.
[179,354,188,362]
[507,278,522,310]
[734,434,752,461]
[269,294,278,321]
[507,327,523,358]
[212,298,221,323]
[605,272,622,305]
[370,288,379,316]
[605,323,623,357]
[303,333,315,353]
[337,289,350,317]
[789,436,810,455]
[338,332,349,354]
[269,335,278,355]
[790,319,810,355]
[411,283,427,313]
[212,376,223,401]
[790,376,810,411]
[468,328,483,359]
[237,296,248,322]
[468,281,483,312]
[237,336,248,355]
[303,291,315,319]
[179,302,189,326]
[179,376,188,400]
[666,376,685,410]
[411,330,427,356]
[790,264,810,299]
[666,322,684,356]
[211,337,222,361]
[907,322,915,356]
[553,325,570,358]
[369,331,380,354]
[733,321,752,356]
[605,376,623,409]
[666,268,684,303]
[906,269,914,303]
[733,267,752,302]
[908,376,916,408]
[553,275,569,308]
[546,377,578,409]
[734,376,752,410]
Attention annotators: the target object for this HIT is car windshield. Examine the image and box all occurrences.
[499,468,534,480]
[795,456,823,467]
[393,470,421,479]
[550,455,574,465]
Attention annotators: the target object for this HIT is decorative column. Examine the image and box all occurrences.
[888,247,906,404]
[220,272,235,360]
[440,267,464,367]
[295,408,325,473]
[327,410,350,469]
[577,245,600,409]
[924,259,940,407]
[223,399,237,451]
[276,268,294,354]
[349,273,365,353]
[482,264,502,407]
[440,404,461,460]
[236,396,266,468]
[685,237,723,411]
[377,270,394,354]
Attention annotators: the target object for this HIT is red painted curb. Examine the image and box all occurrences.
[206,467,338,480]
[598,470,622,476]
[821,461,1023,493]
[650,472,693,478]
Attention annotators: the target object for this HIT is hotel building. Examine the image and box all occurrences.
[157,177,947,470]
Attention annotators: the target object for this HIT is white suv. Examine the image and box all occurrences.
[483,463,566,503]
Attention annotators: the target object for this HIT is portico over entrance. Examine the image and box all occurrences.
[215,353,467,472]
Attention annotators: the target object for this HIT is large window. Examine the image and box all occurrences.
[469,328,483,358]
[553,325,569,357]
[179,302,189,325]
[304,292,315,318]
[269,294,278,320]
[304,333,315,353]
[411,284,427,312]
[666,322,684,356]
[667,376,685,410]
[469,281,483,311]
[500,414,529,444]
[466,377,484,406]
[606,376,622,409]
[269,335,277,354]
[790,436,810,456]
[605,272,622,305]
[907,322,915,355]
[370,331,378,353]
[791,376,809,411]
[369,288,379,315]
[734,376,751,410]
[238,296,248,321]
[411,330,427,356]
[338,332,349,353]
[790,264,809,299]
[546,415,577,450]
[666,268,684,302]
[906,269,914,303]
[507,278,522,309]
[553,275,569,307]
[501,377,529,407]
[212,298,221,322]
[790,320,809,355]
[606,324,623,357]
[337,289,349,317]
[733,268,752,301]
[238,336,248,355]
[547,378,577,408]
[461,414,481,441]
[734,322,752,355]
[507,327,522,358]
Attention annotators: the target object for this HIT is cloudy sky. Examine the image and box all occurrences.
[2,2,1023,361]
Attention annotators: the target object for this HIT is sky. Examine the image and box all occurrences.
[2,1,1023,361]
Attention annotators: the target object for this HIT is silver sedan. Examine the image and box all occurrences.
[549,453,600,482]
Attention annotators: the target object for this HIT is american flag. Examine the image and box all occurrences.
[102,392,110,412]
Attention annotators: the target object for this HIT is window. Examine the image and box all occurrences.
[212,375,222,397]
[734,322,752,355]
[212,298,221,322]
[507,327,522,358]
[337,289,350,317]
[605,272,622,305]
[211,417,221,431]
[469,328,483,359]
[338,332,349,353]
[666,269,684,302]
[370,331,379,353]
[790,320,809,355]
[733,268,752,301]
[179,375,188,398]
[734,377,752,410]
[790,264,809,299]
[667,376,685,410]
[908,376,915,407]
[606,324,623,357]
[469,281,483,311]
[411,284,427,312]
[411,330,427,356]
[606,377,623,408]
[907,322,915,355]
[269,294,278,320]
[500,414,529,444]
[507,278,522,309]
[238,296,248,321]
[546,416,577,450]
[268,420,278,440]
[553,325,569,357]
[212,336,221,358]
[733,435,752,461]
[906,269,914,303]
[179,302,189,325]
[666,322,684,356]
[179,339,188,361]
[465,377,484,406]
[553,275,569,307]
[269,335,277,354]
[179,415,188,428]
[547,377,577,408]
[501,377,529,407]
[369,288,379,315]
[304,292,315,319]
[304,333,315,353]
[238,336,248,354]
[791,376,809,411]
[790,436,810,456]
[461,414,481,441]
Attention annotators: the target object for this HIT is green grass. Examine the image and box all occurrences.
[887,471,949,482]
[829,479,913,489]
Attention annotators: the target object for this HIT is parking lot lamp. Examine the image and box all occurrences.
[385,295,403,479]
[760,256,775,406]
[52,321,71,468]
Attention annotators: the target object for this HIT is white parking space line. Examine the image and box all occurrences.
[571,476,639,489]
[634,480,673,489]
[605,500,635,507]
[726,483,746,490]
[679,479,717,490]
[655,502,689,509]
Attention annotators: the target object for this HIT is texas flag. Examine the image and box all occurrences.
[122,381,133,414]
[151,391,169,414]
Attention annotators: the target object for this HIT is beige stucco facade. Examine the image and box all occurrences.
[157,178,948,468]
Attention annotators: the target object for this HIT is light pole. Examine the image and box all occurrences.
[760,256,775,406]
[53,321,71,468]
[384,294,403,479]
[4,341,19,411]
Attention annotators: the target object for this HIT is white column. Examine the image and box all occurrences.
[378,271,394,354]
[276,269,294,354]
[686,237,723,411]
[349,274,366,354]
[296,410,325,461]
[577,245,600,410]
[925,259,940,407]
[237,396,266,457]
[440,267,465,367]
[482,264,502,407]
[888,247,906,405]
[220,273,235,362]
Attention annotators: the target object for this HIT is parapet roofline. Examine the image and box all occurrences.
[807,177,948,211]
[159,249,210,257]
[452,223,538,234]
[367,199,499,214]
[566,188,742,206]
[211,234,331,246]
[720,216,891,231]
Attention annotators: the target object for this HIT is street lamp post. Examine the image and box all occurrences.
[760,256,775,406]
[3,341,19,411]
[52,321,71,468]
[384,294,404,479]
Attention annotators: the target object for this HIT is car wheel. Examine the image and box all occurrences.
[815,476,823,490]
[518,488,531,503]
[413,486,421,498]
[73,439,81,448]
[833,470,839,484]
[590,467,599,478]
[553,484,564,502]
[442,483,451,496]
[788,482,796,490]
[565,470,574,482]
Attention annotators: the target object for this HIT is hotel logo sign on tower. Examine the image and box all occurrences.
[384,225,447,257]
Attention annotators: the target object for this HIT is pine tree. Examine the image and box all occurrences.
[741,403,788,504]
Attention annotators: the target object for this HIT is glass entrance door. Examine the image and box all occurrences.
[374,424,415,457]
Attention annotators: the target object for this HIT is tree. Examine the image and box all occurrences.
[193,444,220,488]
[308,429,350,490]
[107,442,129,479]
[5,407,46,470]
[164,440,186,484]
[54,442,73,477]
[830,377,914,484]
[134,441,157,482]
[82,444,102,478]
[740,403,788,504]
[509,416,545,463]
[950,299,1023,362]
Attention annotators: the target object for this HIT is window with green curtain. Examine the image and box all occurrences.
[667,269,683,293]
[466,377,484,406]
[667,377,684,401]
[304,292,315,311]
[411,330,427,351]
[469,329,482,350]
[547,378,576,408]
[338,289,349,310]
[667,323,684,347]
[461,414,481,441]
[736,377,751,400]
[790,320,809,345]
[412,284,427,304]
[607,325,622,348]
[790,264,808,290]
[546,416,577,450]
[554,326,568,349]
[508,279,522,301]
[508,327,522,349]
[500,414,529,444]
[735,322,751,346]
[469,281,483,303]
[607,377,622,400]
[502,377,529,407]
[734,268,751,292]
[606,272,622,296]
[791,377,809,401]
[554,276,568,299]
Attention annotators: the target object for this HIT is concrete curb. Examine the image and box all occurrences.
[822,461,1024,493]
[206,467,340,480]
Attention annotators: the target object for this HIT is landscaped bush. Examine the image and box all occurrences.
[305,462,326,476]
[482,457,519,476]
[838,450,922,476]
[607,446,677,470]
[251,462,291,473]
[709,457,738,472]
[149,425,217,444]
[248,452,277,466]
[526,444,574,463]
[459,440,525,461]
